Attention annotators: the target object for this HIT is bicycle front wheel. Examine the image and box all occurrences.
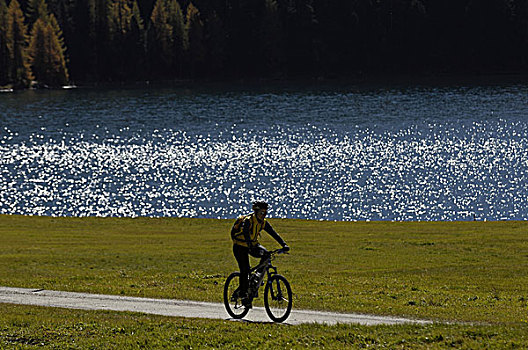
[264,274,292,323]
[223,272,250,319]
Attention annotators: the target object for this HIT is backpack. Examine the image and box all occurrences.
[230,215,248,240]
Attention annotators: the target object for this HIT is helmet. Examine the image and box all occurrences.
[252,201,268,211]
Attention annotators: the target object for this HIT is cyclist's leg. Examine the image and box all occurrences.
[233,244,250,297]
[250,244,270,267]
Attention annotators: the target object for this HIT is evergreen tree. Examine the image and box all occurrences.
[108,0,132,41]
[105,0,145,80]
[68,0,97,80]
[46,0,73,29]
[132,1,144,27]
[185,2,205,77]
[49,8,68,58]
[2,0,528,85]
[137,0,155,20]
[130,1,145,43]
[27,0,69,87]
[125,0,146,79]
[6,0,33,88]
[27,0,50,25]
[166,0,185,74]
[148,0,173,76]
[28,14,69,86]
[107,0,133,78]
[146,0,185,77]
[28,18,48,82]
[0,0,8,85]
[47,14,69,85]
[93,0,114,78]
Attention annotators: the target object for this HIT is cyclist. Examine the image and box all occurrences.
[231,201,290,308]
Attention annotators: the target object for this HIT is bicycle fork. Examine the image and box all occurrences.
[266,266,284,302]
[270,278,284,301]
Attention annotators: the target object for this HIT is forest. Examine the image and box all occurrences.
[1,0,528,88]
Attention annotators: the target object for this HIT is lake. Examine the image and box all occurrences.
[1,79,527,221]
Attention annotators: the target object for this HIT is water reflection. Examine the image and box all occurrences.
[1,84,528,220]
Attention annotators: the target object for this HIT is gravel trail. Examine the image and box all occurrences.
[0,286,432,326]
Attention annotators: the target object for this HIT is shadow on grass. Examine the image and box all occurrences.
[226,318,292,325]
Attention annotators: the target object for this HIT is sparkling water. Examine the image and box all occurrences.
[1,82,527,221]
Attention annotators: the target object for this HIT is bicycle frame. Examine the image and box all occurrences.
[248,249,282,298]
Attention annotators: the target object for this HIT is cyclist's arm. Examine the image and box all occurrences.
[263,221,286,247]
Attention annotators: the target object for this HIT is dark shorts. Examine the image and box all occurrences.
[232,244,269,294]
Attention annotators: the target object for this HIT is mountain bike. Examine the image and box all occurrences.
[223,248,292,323]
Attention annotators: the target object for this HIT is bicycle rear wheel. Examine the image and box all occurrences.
[223,272,250,319]
[264,274,292,323]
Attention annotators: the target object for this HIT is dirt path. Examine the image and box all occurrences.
[0,286,432,326]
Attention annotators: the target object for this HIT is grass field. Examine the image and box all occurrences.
[1,215,527,348]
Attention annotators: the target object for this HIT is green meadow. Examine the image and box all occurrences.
[0,215,527,348]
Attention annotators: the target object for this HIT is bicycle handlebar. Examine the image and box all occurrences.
[250,248,288,272]
[270,248,289,255]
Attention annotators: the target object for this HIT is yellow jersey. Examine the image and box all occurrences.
[231,213,284,248]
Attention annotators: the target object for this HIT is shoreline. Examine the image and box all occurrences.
[3,71,528,93]
[0,213,525,224]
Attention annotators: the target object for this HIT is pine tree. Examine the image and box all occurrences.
[148,0,173,76]
[6,0,33,88]
[166,0,185,75]
[27,5,69,86]
[47,14,69,85]
[67,0,96,80]
[185,2,205,77]
[0,0,9,85]
[125,0,145,79]
[28,18,48,83]
[93,0,114,79]
[104,0,146,80]
[131,0,144,36]
[108,0,132,42]
[27,0,50,25]
[106,0,132,78]
[87,0,98,77]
